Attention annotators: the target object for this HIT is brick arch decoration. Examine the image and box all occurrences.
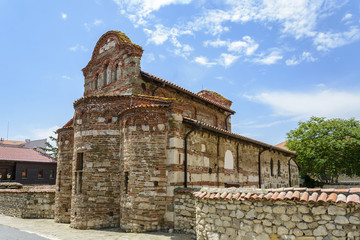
[82,30,143,77]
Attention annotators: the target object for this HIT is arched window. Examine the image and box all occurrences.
[94,74,99,90]
[278,160,281,176]
[224,150,234,170]
[270,159,274,176]
[114,64,119,82]
[103,64,109,86]
[106,64,110,84]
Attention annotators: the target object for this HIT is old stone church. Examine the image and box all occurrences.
[55,31,299,232]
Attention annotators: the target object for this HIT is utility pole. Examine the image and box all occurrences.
[6,121,9,140]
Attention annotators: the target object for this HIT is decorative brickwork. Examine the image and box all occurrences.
[55,30,299,232]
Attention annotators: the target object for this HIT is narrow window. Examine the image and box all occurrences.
[50,169,55,179]
[75,153,84,194]
[104,64,109,86]
[114,64,118,82]
[94,74,99,90]
[270,159,274,177]
[38,169,44,179]
[76,153,84,170]
[278,160,281,176]
[22,169,27,179]
[124,172,129,194]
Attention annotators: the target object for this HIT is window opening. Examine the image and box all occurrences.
[22,169,27,179]
[125,172,129,194]
[50,169,55,179]
[270,159,274,176]
[75,152,84,194]
[278,160,281,176]
[38,169,44,179]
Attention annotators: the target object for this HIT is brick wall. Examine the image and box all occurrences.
[55,127,74,223]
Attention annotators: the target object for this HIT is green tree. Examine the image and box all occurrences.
[286,117,360,183]
[40,133,58,160]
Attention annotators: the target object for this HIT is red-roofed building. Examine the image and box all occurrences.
[0,145,57,185]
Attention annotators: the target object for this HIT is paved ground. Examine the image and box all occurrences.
[0,214,194,240]
[0,225,50,240]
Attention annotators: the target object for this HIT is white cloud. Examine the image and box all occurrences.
[31,126,60,146]
[218,53,239,67]
[194,56,216,67]
[144,24,171,45]
[84,19,104,31]
[286,51,317,66]
[61,75,71,80]
[203,39,227,48]
[143,53,155,63]
[244,89,360,119]
[341,13,352,22]
[253,51,283,65]
[69,44,88,52]
[314,27,360,51]
[61,13,67,20]
[114,0,192,26]
[93,19,104,26]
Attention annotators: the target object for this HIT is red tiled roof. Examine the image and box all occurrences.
[194,187,360,205]
[275,141,296,154]
[0,140,26,146]
[0,146,56,163]
[183,117,296,156]
[141,71,235,113]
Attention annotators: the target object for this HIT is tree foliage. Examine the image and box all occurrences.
[40,133,58,161]
[286,117,360,183]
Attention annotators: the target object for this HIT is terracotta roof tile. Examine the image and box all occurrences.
[347,194,359,204]
[292,191,300,200]
[300,192,309,202]
[350,188,360,193]
[264,192,273,200]
[334,189,349,193]
[309,192,319,202]
[321,188,335,193]
[336,194,347,203]
[294,187,307,191]
[317,192,328,202]
[194,187,360,206]
[327,193,337,203]
[277,192,286,201]
[285,191,293,200]
[209,193,216,199]
[226,193,233,200]
[214,192,221,199]
[271,192,280,200]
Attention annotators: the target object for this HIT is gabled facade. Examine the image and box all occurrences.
[55,31,299,232]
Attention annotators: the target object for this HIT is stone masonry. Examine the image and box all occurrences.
[55,30,299,232]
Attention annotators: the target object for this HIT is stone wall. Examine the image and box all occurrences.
[195,188,360,240]
[0,185,55,218]
[174,188,198,234]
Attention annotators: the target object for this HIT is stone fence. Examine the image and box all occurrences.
[194,187,360,240]
[0,185,55,218]
[174,188,199,234]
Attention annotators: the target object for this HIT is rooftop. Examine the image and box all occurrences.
[0,145,56,163]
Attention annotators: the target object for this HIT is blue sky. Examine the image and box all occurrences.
[1,0,360,145]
